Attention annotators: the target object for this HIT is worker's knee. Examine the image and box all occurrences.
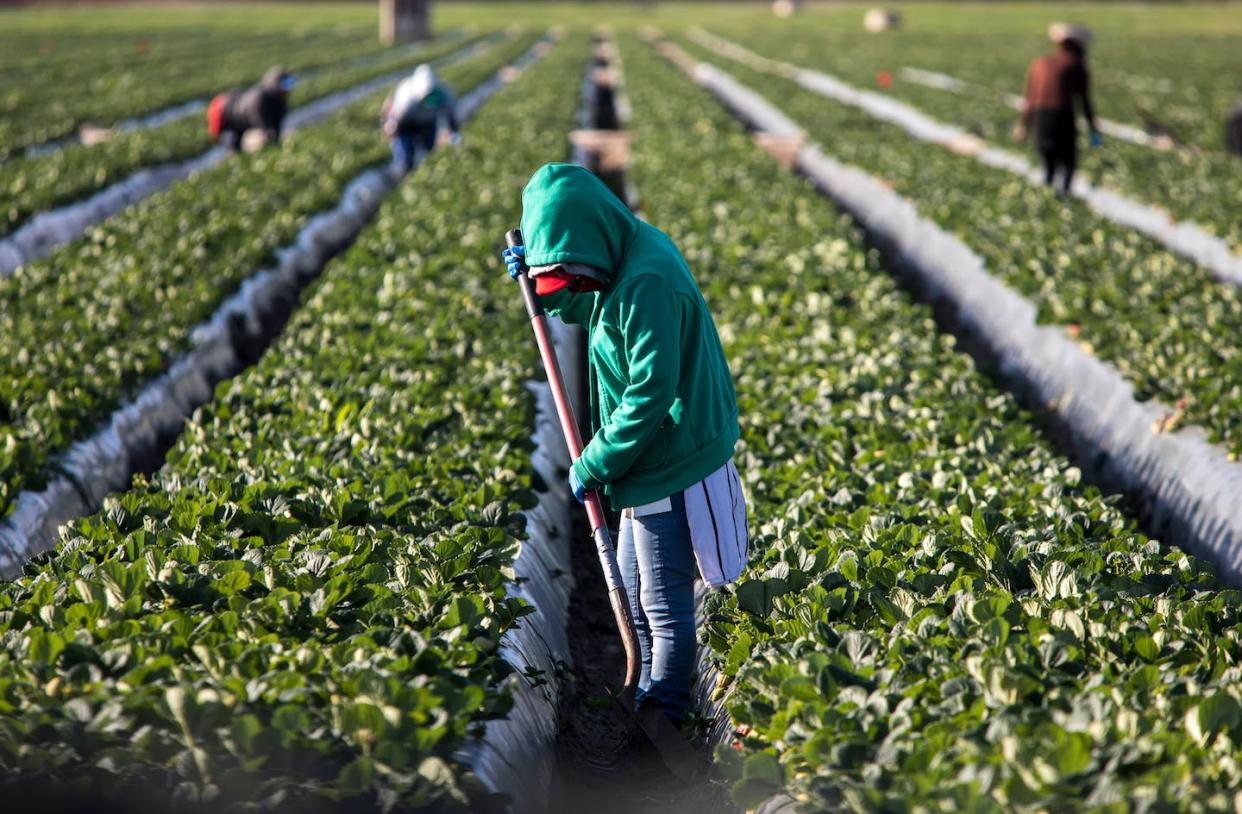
[637,563,695,627]
[630,496,697,639]
[639,578,695,639]
[642,601,694,638]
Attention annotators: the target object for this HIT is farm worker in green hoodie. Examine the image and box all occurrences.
[503,163,749,721]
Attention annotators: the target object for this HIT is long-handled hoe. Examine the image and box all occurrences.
[505,229,704,779]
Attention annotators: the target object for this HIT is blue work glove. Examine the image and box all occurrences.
[503,244,526,280]
[1089,129,1103,148]
[568,466,587,504]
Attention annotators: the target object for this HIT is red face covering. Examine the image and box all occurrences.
[532,266,609,296]
[533,269,573,296]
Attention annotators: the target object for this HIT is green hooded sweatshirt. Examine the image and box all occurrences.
[520,163,739,509]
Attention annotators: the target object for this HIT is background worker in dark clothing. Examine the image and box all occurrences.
[380,64,461,173]
[1013,23,1101,192]
[1228,100,1242,157]
[207,66,295,152]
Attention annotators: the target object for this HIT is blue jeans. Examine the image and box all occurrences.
[391,124,437,173]
[617,492,697,718]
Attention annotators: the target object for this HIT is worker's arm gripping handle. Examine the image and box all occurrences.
[506,229,543,320]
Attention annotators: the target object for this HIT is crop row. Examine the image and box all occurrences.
[674,36,1242,461]
[1,28,251,73]
[0,32,584,809]
[1,27,386,158]
[620,34,1242,811]
[710,27,1242,254]
[0,31,541,522]
[2,31,296,87]
[5,30,378,124]
[0,3,375,80]
[0,31,489,239]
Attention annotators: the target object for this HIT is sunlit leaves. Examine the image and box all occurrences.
[622,35,1242,811]
[0,34,583,810]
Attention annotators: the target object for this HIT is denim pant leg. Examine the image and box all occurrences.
[617,515,653,694]
[629,493,697,717]
[391,131,417,173]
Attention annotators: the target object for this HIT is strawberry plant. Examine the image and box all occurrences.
[0,32,586,809]
[0,32,542,521]
[623,34,1242,811]
[675,35,1242,461]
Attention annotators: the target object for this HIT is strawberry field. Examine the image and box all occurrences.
[0,27,581,811]
[672,34,1242,458]
[2,3,1242,812]
[0,31,540,521]
[1,7,381,155]
[623,34,1242,810]
[0,29,497,240]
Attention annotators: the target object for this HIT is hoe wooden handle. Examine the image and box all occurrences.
[507,224,639,700]
[505,227,608,534]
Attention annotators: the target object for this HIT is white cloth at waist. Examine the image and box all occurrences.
[621,459,749,587]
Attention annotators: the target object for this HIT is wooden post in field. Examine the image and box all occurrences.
[380,0,431,44]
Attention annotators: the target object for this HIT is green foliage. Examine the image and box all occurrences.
[622,35,1242,812]
[0,20,381,156]
[0,31,583,809]
[0,32,491,240]
[714,20,1242,253]
[0,32,539,521]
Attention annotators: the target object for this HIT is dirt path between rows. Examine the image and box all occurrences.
[544,511,738,814]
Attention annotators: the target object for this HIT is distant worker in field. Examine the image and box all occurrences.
[1227,100,1242,157]
[503,164,749,725]
[1013,23,1101,193]
[207,66,295,152]
[381,64,461,173]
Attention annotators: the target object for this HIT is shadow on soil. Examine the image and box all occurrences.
[544,511,738,814]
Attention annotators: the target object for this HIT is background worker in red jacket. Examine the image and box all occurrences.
[207,66,295,152]
[1013,23,1101,193]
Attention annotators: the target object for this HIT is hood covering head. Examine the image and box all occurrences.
[409,64,438,97]
[519,163,637,286]
[261,65,295,92]
[1048,22,1092,48]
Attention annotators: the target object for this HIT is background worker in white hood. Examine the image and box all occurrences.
[381,64,461,173]
[207,66,295,151]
